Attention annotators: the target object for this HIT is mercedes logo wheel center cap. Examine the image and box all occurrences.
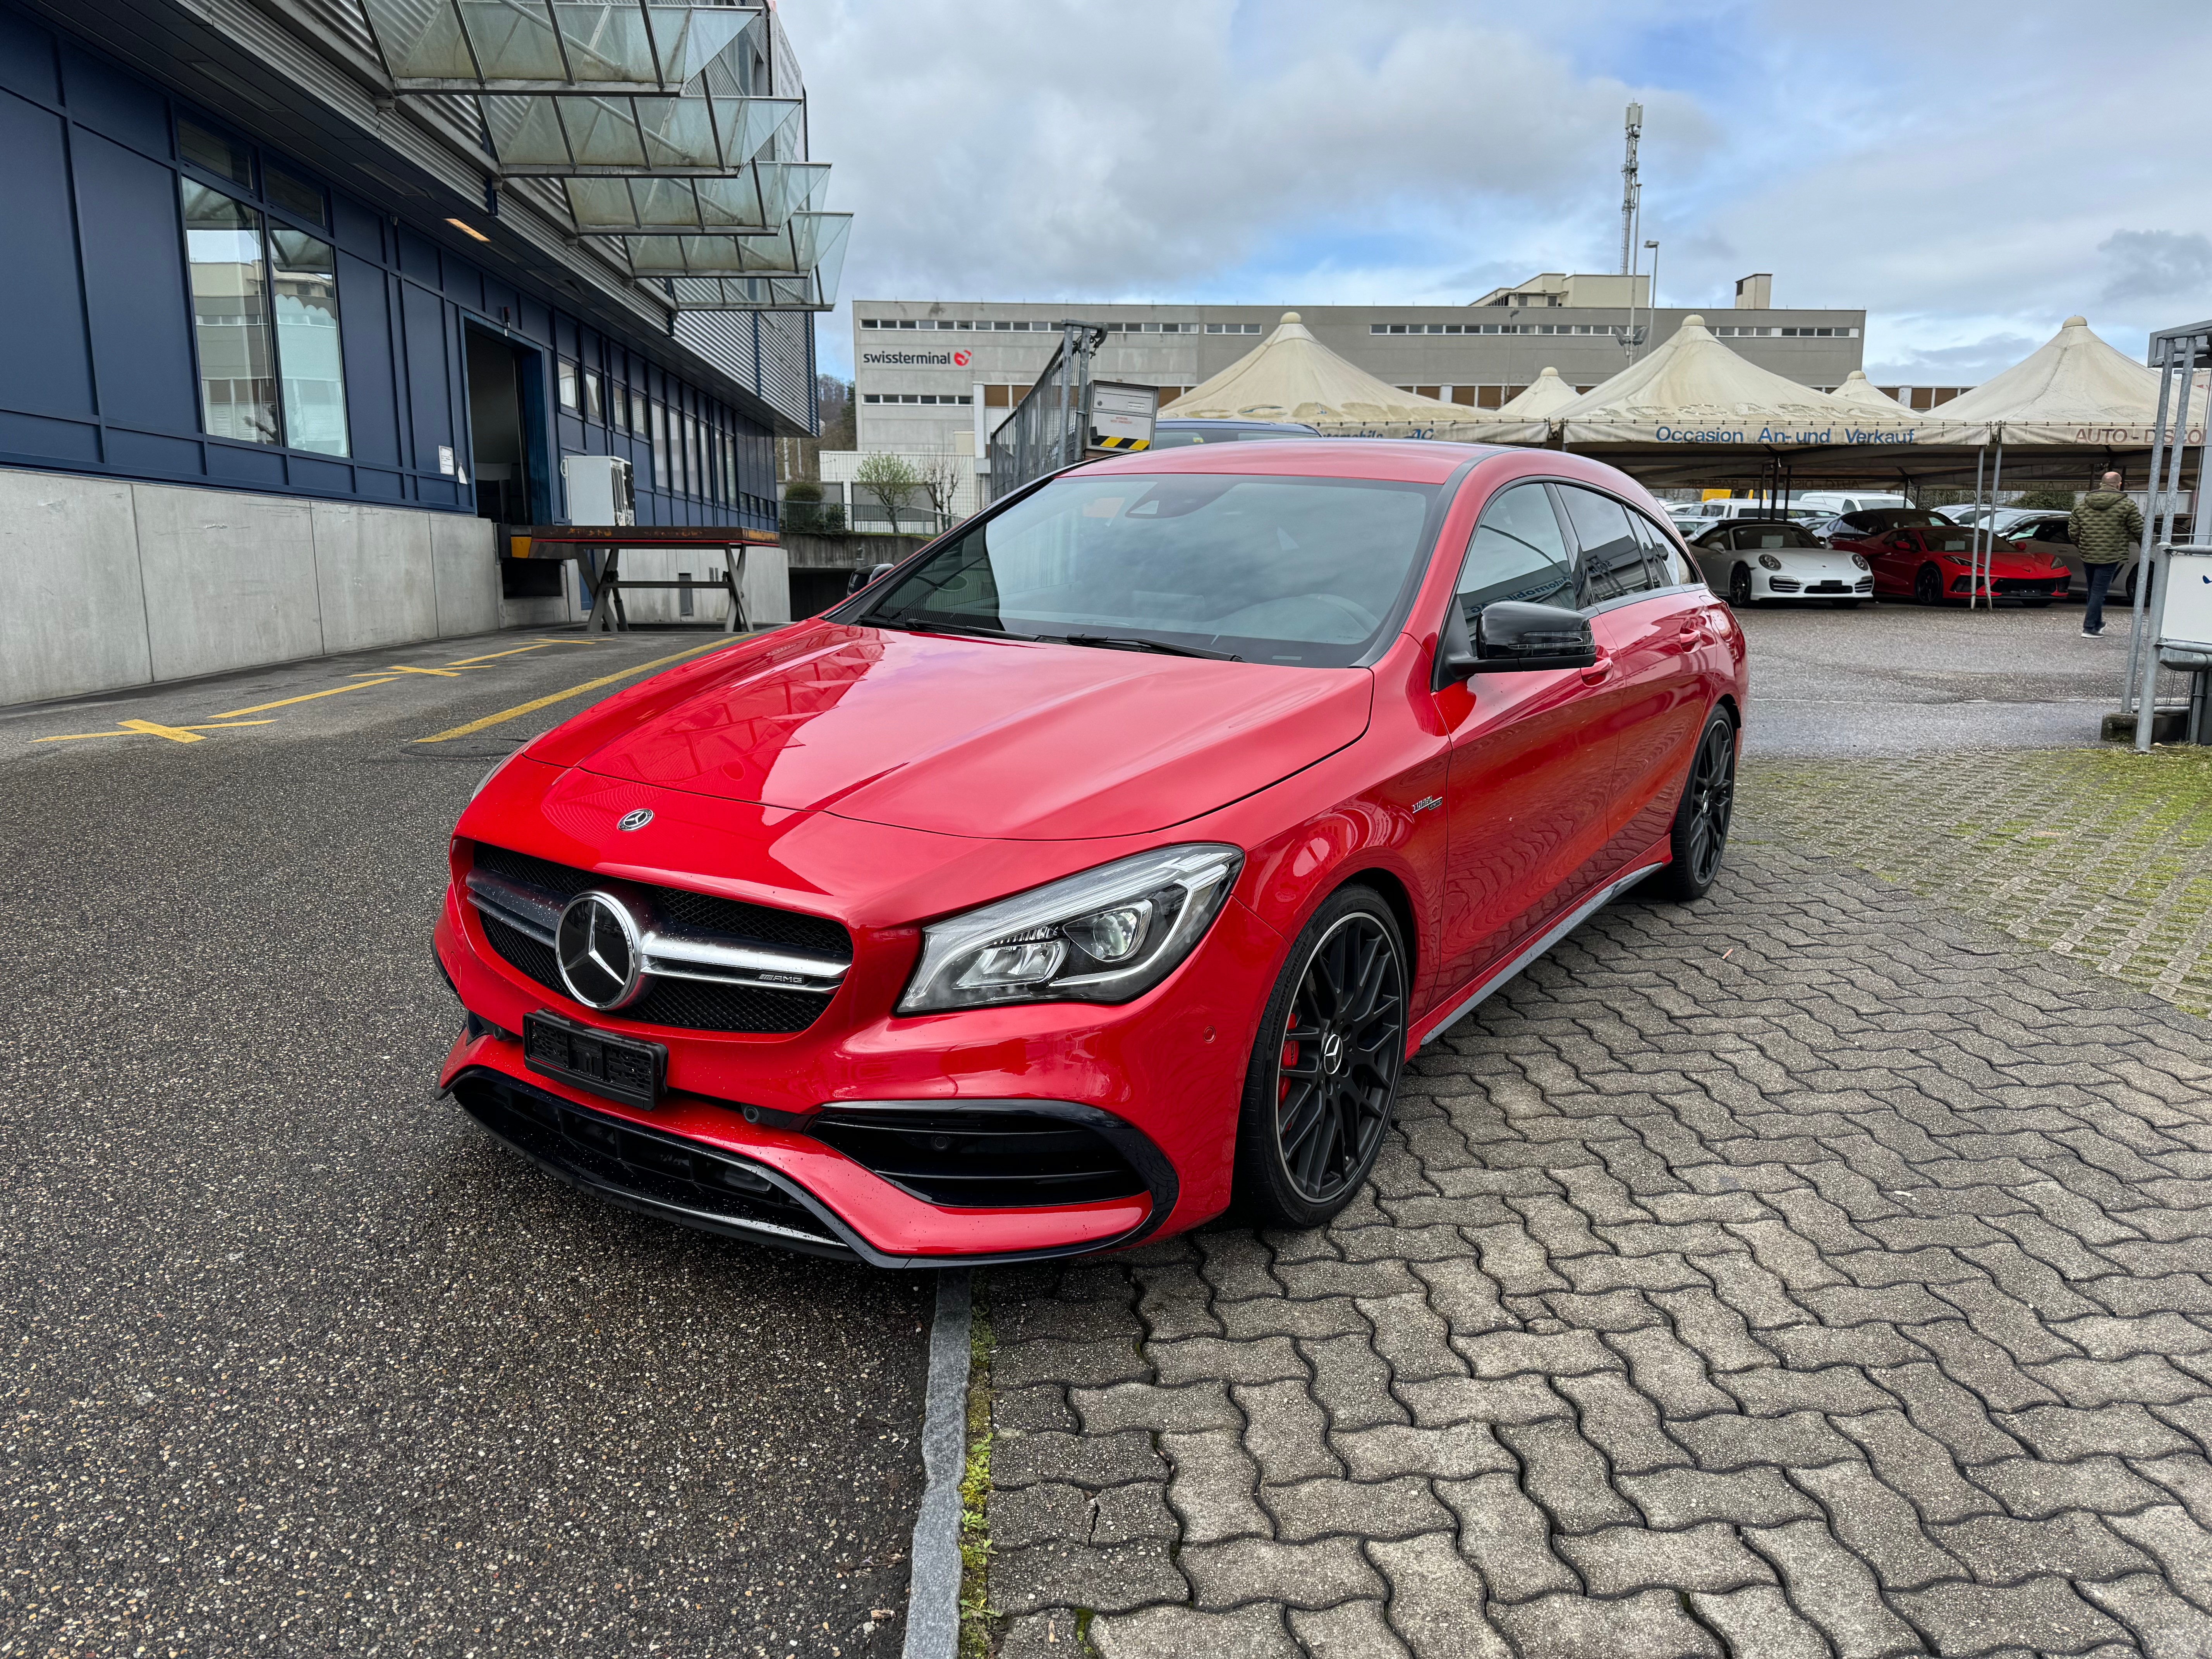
[556,891,647,1010]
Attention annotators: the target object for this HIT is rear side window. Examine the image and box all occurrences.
[1453,483,1575,619]
[1559,484,1657,605]
[1633,512,1700,583]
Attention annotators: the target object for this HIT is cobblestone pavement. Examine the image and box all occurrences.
[980,838,2212,1659]
[1745,747,2212,1017]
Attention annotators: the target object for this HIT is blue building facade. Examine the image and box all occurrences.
[0,0,840,704]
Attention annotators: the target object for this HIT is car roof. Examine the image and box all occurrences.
[1081,438,1506,484]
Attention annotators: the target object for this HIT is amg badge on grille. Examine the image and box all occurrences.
[617,808,654,832]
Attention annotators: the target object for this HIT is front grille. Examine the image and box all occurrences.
[452,1067,852,1255]
[1992,578,2064,595]
[1768,578,1801,592]
[479,913,829,1034]
[467,842,849,1035]
[809,1105,1146,1208]
[471,844,850,957]
[1807,580,1848,593]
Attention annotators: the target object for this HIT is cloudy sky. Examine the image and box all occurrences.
[783,0,2212,386]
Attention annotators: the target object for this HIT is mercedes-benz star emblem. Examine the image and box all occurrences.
[556,891,647,1009]
[617,808,654,832]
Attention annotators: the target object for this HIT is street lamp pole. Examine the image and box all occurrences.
[1644,239,1661,358]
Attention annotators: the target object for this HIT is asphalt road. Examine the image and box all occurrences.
[0,629,929,1657]
[1738,594,2147,757]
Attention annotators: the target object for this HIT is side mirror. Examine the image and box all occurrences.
[1434,600,1597,687]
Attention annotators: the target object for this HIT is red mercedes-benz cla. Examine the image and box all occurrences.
[434,442,1747,1266]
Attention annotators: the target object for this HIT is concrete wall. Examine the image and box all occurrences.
[591,544,792,629]
[0,464,503,708]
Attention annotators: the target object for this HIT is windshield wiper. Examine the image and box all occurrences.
[867,615,1030,641]
[1057,633,1243,661]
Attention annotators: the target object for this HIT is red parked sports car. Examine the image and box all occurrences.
[433,442,1748,1266]
[1824,508,2069,605]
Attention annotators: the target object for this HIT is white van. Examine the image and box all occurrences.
[1790,491,1909,516]
[1670,499,1826,526]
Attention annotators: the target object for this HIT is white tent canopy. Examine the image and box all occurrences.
[1830,370,1911,414]
[1496,367,1582,419]
[1554,314,1967,448]
[1936,315,2187,445]
[1161,312,1462,425]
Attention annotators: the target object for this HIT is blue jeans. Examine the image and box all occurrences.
[2083,562,2121,634]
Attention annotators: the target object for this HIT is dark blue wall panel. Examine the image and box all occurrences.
[0,408,97,461]
[106,428,199,476]
[337,254,399,467]
[73,129,196,435]
[0,91,94,419]
[58,43,164,156]
[0,6,56,102]
[400,279,453,474]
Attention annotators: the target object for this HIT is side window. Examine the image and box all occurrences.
[1633,512,1698,586]
[1559,484,1657,606]
[1453,483,1576,620]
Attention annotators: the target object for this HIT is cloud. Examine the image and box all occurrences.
[2100,231,2212,306]
[782,1,2212,382]
[1862,332,2042,388]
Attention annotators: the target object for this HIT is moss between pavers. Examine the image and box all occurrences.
[958,1276,996,1659]
[1742,745,2212,1013]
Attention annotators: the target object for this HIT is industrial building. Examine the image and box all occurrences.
[0,0,843,707]
[850,273,1872,459]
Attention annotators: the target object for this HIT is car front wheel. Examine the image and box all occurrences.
[1233,888,1407,1229]
[1729,565,1753,606]
[1651,708,1738,903]
[1913,564,1944,605]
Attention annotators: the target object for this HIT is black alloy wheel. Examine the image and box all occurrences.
[1652,708,1738,902]
[1234,890,1407,1228]
[1913,563,1944,606]
[1729,564,1754,606]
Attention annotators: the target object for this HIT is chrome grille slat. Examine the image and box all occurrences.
[464,844,852,1034]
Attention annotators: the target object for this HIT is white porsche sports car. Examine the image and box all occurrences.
[1687,518,1875,608]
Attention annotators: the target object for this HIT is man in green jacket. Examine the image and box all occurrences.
[2071,472,2146,637]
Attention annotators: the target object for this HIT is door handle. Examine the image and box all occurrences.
[1580,653,1613,684]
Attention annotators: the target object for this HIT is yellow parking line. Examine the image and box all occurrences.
[33,718,278,745]
[413,638,738,745]
[118,718,206,743]
[214,678,398,718]
[447,639,600,666]
[355,665,482,678]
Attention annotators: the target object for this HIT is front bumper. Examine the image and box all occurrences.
[434,856,1282,1264]
[1948,574,2068,598]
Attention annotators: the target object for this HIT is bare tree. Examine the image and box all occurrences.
[913,452,965,527]
[853,451,919,531]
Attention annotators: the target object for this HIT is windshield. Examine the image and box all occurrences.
[1926,531,1981,552]
[1842,508,1946,532]
[859,472,1441,668]
[1738,525,1824,549]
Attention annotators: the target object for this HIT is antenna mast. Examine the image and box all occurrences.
[1620,102,1643,275]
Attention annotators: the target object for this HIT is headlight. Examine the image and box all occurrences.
[1942,554,1971,566]
[1850,553,1870,570]
[898,843,1244,1013]
[1757,554,1782,571]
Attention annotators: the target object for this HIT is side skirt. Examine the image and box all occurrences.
[1412,856,1666,1049]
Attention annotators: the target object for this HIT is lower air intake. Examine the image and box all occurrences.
[452,1068,852,1256]
[809,1104,1148,1208]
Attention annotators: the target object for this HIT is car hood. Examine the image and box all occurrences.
[559,622,1374,840]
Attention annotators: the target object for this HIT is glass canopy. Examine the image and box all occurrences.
[481,94,800,174]
[362,0,765,93]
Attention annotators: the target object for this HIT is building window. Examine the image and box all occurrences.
[269,227,349,457]
[179,119,252,188]
[264,166,326,227]
[558,361,579,410]
[685,413,701,496]
[181,181,278,446]
[651,402,669,487]
[582,370,603,424]
[861,318,880,327]
[630,386,648,433]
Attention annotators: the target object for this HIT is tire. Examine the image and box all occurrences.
[1831,599,1860,609]
[1913,564,1944,606]
[1232,887,1408,1230]
[1728,565,1753,607]
[1650,708,1738,903]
